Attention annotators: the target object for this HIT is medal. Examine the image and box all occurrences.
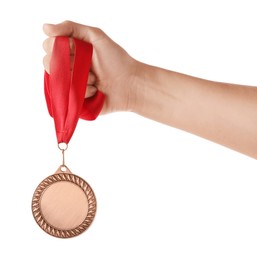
[32,37,105,238]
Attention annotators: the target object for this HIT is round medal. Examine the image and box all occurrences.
[32,165,96,238]
[33,37,104,238]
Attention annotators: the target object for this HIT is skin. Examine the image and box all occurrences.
[43,21,257,159]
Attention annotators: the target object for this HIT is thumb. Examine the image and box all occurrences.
[43,20,100,42]
[43,22,71,37]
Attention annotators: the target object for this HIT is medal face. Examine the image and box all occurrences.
[32,166,96,238]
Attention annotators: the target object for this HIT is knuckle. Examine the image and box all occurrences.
[93,27,103,35]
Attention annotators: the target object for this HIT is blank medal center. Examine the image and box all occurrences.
[40,181,88,230]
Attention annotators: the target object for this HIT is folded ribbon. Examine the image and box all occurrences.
[44,36,105,144]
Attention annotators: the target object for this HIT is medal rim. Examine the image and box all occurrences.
[31,166,97,238]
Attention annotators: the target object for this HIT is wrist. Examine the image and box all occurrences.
[123,60,147,113]
[132,63,177,123]
[130,62,154,114]
[125,60,179,127]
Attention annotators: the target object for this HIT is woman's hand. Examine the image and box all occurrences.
[43,20,140,114]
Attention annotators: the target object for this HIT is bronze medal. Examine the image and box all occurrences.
[32,146,96,238]
[33,37,104,238]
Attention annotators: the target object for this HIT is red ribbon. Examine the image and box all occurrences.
[44,36,105,144]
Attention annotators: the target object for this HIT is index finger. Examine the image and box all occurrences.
[43,21,102,43]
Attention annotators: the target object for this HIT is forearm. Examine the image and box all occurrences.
[133,62,257,159]
[43,22,257,159]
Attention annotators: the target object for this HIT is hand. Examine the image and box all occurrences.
[43,21,257,159]
[43,20,140,114]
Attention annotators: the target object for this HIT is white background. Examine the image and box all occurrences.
[1,0,257,259]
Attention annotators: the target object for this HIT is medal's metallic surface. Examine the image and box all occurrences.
[32,165,96,238]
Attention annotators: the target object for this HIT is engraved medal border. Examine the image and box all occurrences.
[32,166,97,238]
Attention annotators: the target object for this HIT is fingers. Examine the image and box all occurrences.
[43,55,50,73]
[86,72,97,99]
[43,38,53,73]
[44,53,97,98]
[43,37,54,54]
[85,85,97,98]
[43,37,75,55]
[43,54,74,73]
[44,53,96,85]
[43,20,104,43]
[43,21,75,37]
[43,20,100,99]
[43,37,75,73]
[88,72,96,85]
